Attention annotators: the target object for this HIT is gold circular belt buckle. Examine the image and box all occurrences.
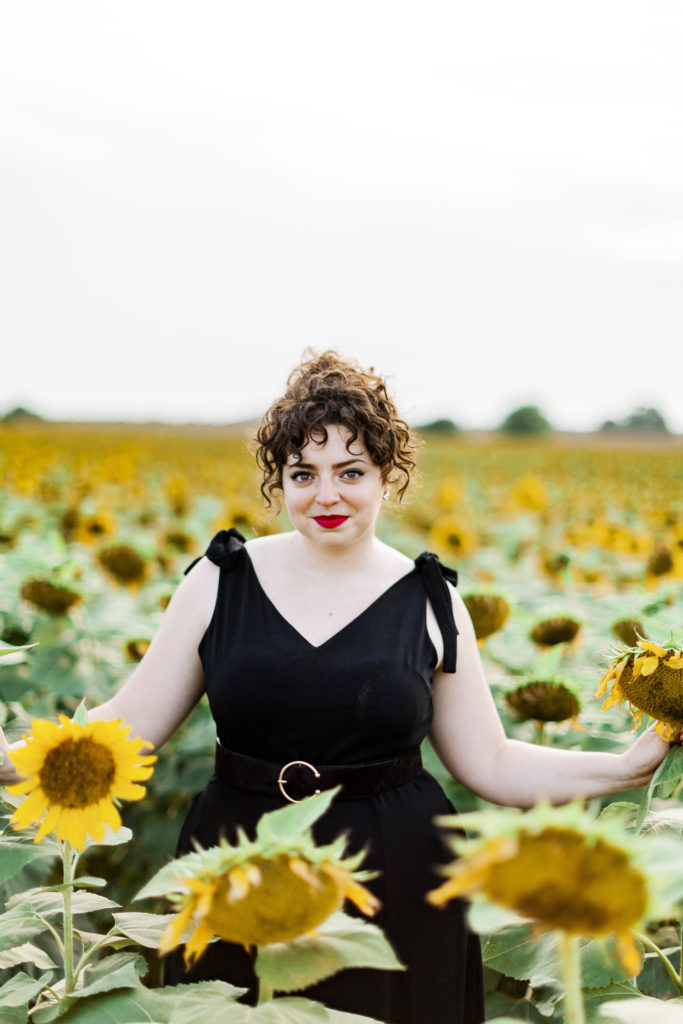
[277,760,321,804]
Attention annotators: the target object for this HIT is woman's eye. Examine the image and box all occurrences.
[342,469,364,480]
[290,471,312,482]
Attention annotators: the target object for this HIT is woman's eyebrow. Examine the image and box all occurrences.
[291,457,369,470]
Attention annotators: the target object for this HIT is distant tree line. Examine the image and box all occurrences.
[418,405,671,436]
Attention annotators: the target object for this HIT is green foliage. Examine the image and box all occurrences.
[499,405,552,435]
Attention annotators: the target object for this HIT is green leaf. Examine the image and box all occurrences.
[255,911,404,994]
[133,859,187,902]
[0,941,56,969]
[32,987,163,1024]
[145,980,248,1023]
[481,924,560,986]
[636,746,683,832]
[0,643,38,658]
[112,911,176,949]
[0,1004,29,1024]
[581,938,635,988]
[325,1011,392,1023]
[73,953,147,998]
[0,972,52,1008]
[0,905,44,952]
[71,700,89,726]
[256,787,341,843]
[467,901,528,935]
[598,995,683,1023]
[246,998,328,1023]
[0,844,56,885]
[6,889,119,916]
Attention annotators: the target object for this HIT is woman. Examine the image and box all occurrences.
[0,351,672,1024]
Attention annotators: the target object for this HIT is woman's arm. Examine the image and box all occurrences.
[0,557,219,786]
[429,586,671,808]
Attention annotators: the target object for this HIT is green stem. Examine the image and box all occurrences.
[258,980,274,1005]
[62,842,75,994]
[680,921,683,985]
[72,928,118,986]
[535,721,546,745]
[558,932,585,1024]
[634,930,683,994]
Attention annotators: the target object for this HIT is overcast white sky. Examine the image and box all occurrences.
[2,2,682,431]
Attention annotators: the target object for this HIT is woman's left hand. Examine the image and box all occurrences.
[620,724,680,789]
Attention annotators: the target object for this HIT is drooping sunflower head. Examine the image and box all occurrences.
[20,578,82,616]
[463,594,510,641]
[596,637,683,739]
[7,716,156,850]
[97,544,147,586]
[427,803,653,975]
[505,679,580,723]
[612,619,647,647]
[150,789,379,965]
[530,616,581,647]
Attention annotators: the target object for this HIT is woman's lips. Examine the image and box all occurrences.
[314,515,349,529]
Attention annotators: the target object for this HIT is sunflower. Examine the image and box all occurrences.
[125,638,151,662]
[612,619,647,647]
[508,474,548,512]
[427,803,651,975]
[505,680,580,724]
[428,515,477,560]
[463,594,510,641]
[155,791,379,966]
[530,616,581,647]
[7,716,156,850]
[20,578,82,616]
[97,544,147,585]
[596,637,683,739]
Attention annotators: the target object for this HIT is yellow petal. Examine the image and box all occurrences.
[638,640,668,658]
[9,787,48,827]
[184,920,213,966]
[665,654,683,670]
[342,877,381,916]
[616,932,642,977]
[639,655,660,677]
[227,866,251,903]
[159,901,195,954]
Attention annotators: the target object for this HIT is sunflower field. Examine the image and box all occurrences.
[1,421,683,1022]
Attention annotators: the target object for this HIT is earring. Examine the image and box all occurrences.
[382,490,390,501]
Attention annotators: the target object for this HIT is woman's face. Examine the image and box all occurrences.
[282,424,385,549]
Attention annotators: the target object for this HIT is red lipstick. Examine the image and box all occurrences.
[314,515,349,529]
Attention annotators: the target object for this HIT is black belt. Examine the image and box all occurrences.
[214,743,423,803]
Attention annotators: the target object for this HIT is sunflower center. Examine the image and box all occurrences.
[39,737,116,807]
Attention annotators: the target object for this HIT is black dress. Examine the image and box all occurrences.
[164,529,484,1024]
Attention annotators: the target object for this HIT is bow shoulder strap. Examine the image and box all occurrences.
[184,527,246,575]
[415,551,459,673]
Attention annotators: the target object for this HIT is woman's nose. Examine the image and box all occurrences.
[316,475,340,505]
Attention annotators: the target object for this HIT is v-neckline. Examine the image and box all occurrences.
[243,549,418,650]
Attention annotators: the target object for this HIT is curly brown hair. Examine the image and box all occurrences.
[254,350,419,507]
